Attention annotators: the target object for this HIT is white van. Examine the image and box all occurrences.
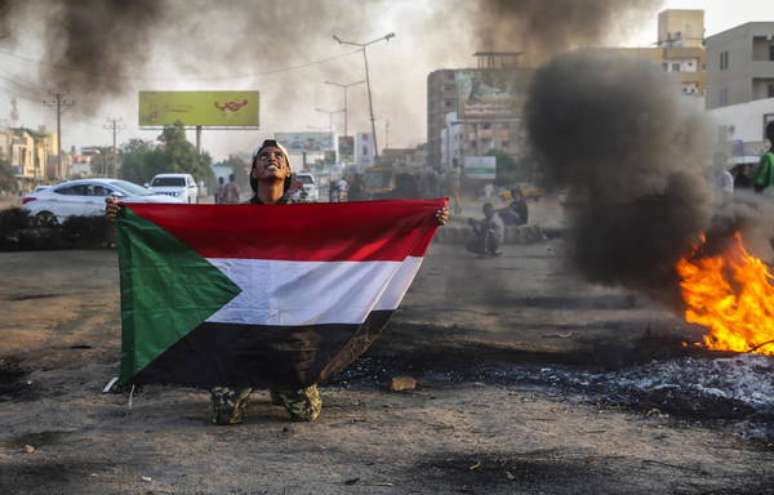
[147,173,199,203]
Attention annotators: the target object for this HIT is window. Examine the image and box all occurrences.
[769,84,774,99]
[672,63,680,72]
[55,184,89,196]
[662,62,669,72]
[151,177,185,187]
[770,45,774,61]
[90,185,112,196]
[720,51,729,71]
[719,87,728,106]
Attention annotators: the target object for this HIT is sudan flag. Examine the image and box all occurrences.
[115,199,445,389]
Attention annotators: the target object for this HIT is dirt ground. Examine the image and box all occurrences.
[1,232,774,494]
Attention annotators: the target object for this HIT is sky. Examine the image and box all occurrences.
[1,0,773,163]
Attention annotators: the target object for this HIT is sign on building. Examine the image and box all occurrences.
[355,132,375,166]
[139,91,260,127]
[274,132,336,153]
[338,135,355,163]
[464,156,497,180]
[455,71,523,120]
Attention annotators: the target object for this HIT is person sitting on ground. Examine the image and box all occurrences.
[466,202,503,257]
[499,188,529,226]
[107,139,450,425]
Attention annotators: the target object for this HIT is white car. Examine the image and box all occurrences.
[291,173,319,202]
[147,173,199,203]
[22,178,183,225]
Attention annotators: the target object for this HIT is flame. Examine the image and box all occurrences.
[676,232,774,356]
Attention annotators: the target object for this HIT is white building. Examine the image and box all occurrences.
[710,97,774,166]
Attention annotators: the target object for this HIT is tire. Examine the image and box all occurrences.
[35,211,59,228]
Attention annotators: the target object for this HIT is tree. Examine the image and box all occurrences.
[89,146,114,177]
[119,122,215,188]
[487,150,532,186]
[0,159,17,193]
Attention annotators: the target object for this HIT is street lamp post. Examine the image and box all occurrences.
[324,79,365,138]
[315,107,345,132]
[332,32,395,159]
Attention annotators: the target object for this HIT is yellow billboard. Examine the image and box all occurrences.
[139,91,260,127]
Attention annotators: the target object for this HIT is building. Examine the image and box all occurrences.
[710,97,774,169]
[706,22,774,109]
[658,9,705,48]
[427,52,533,171]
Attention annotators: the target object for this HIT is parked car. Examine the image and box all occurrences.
[146,173,199,203]
[291,172,319,202]
[22,178,183,225]
[33,185,51,193]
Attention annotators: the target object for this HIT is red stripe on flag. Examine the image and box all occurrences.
[124,198,446,261]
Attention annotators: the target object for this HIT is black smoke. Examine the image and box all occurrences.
[470,0,662,64]
[526,51,712,300]
[42,0,166,114]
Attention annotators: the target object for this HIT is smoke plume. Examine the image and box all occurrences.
[526,51,713,300]
[42,0,166,114]
[471,0,662,64]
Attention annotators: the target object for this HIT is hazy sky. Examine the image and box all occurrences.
[0,0,773,162]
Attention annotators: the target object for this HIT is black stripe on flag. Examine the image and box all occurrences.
[131,311,394,389]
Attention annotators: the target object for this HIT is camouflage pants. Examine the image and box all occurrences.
[210,385,322,425]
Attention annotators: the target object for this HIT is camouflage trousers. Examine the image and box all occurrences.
[210,385,322,425]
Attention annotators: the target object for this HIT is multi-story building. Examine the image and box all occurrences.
[427,52,533,171]
[706,22,774,109]
[0,127,64,189]
[658,9,705,48]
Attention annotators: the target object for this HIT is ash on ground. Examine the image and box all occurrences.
[332,350,774,445]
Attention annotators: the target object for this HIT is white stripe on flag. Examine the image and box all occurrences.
[205,256,423,326]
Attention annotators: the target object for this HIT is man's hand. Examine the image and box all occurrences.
[435,206,449,226]
[105,197,122,223]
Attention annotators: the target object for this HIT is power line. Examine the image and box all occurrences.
[104,118,125,177]
[0,48,362,82]
[43,90,74,178]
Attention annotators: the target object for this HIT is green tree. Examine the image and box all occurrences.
[119,139,157,185]
[487,150,532,186]
[119,122,214,188]
[0,159,17,193]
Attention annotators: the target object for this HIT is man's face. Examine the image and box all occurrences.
[483,205,494,219]
[253,146,290,182]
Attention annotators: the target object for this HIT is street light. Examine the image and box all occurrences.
[315,107,345,132]
[332,32,395,159]
[324,79,365,138]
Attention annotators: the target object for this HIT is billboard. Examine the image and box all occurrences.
[464,156,496,180]
[274,132,336,153]
[338,136,354,163]
[139,91,259,127]
[355,132,375,166]
[455,70,523,120]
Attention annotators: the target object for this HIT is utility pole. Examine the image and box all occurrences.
[104,118,125,177]
[324,79,365,137]
[333,32,395,159]
[43,90,74,179]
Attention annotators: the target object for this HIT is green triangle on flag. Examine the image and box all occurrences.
[116,207,241,385]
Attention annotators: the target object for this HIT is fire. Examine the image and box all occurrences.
[676,232,774,356]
